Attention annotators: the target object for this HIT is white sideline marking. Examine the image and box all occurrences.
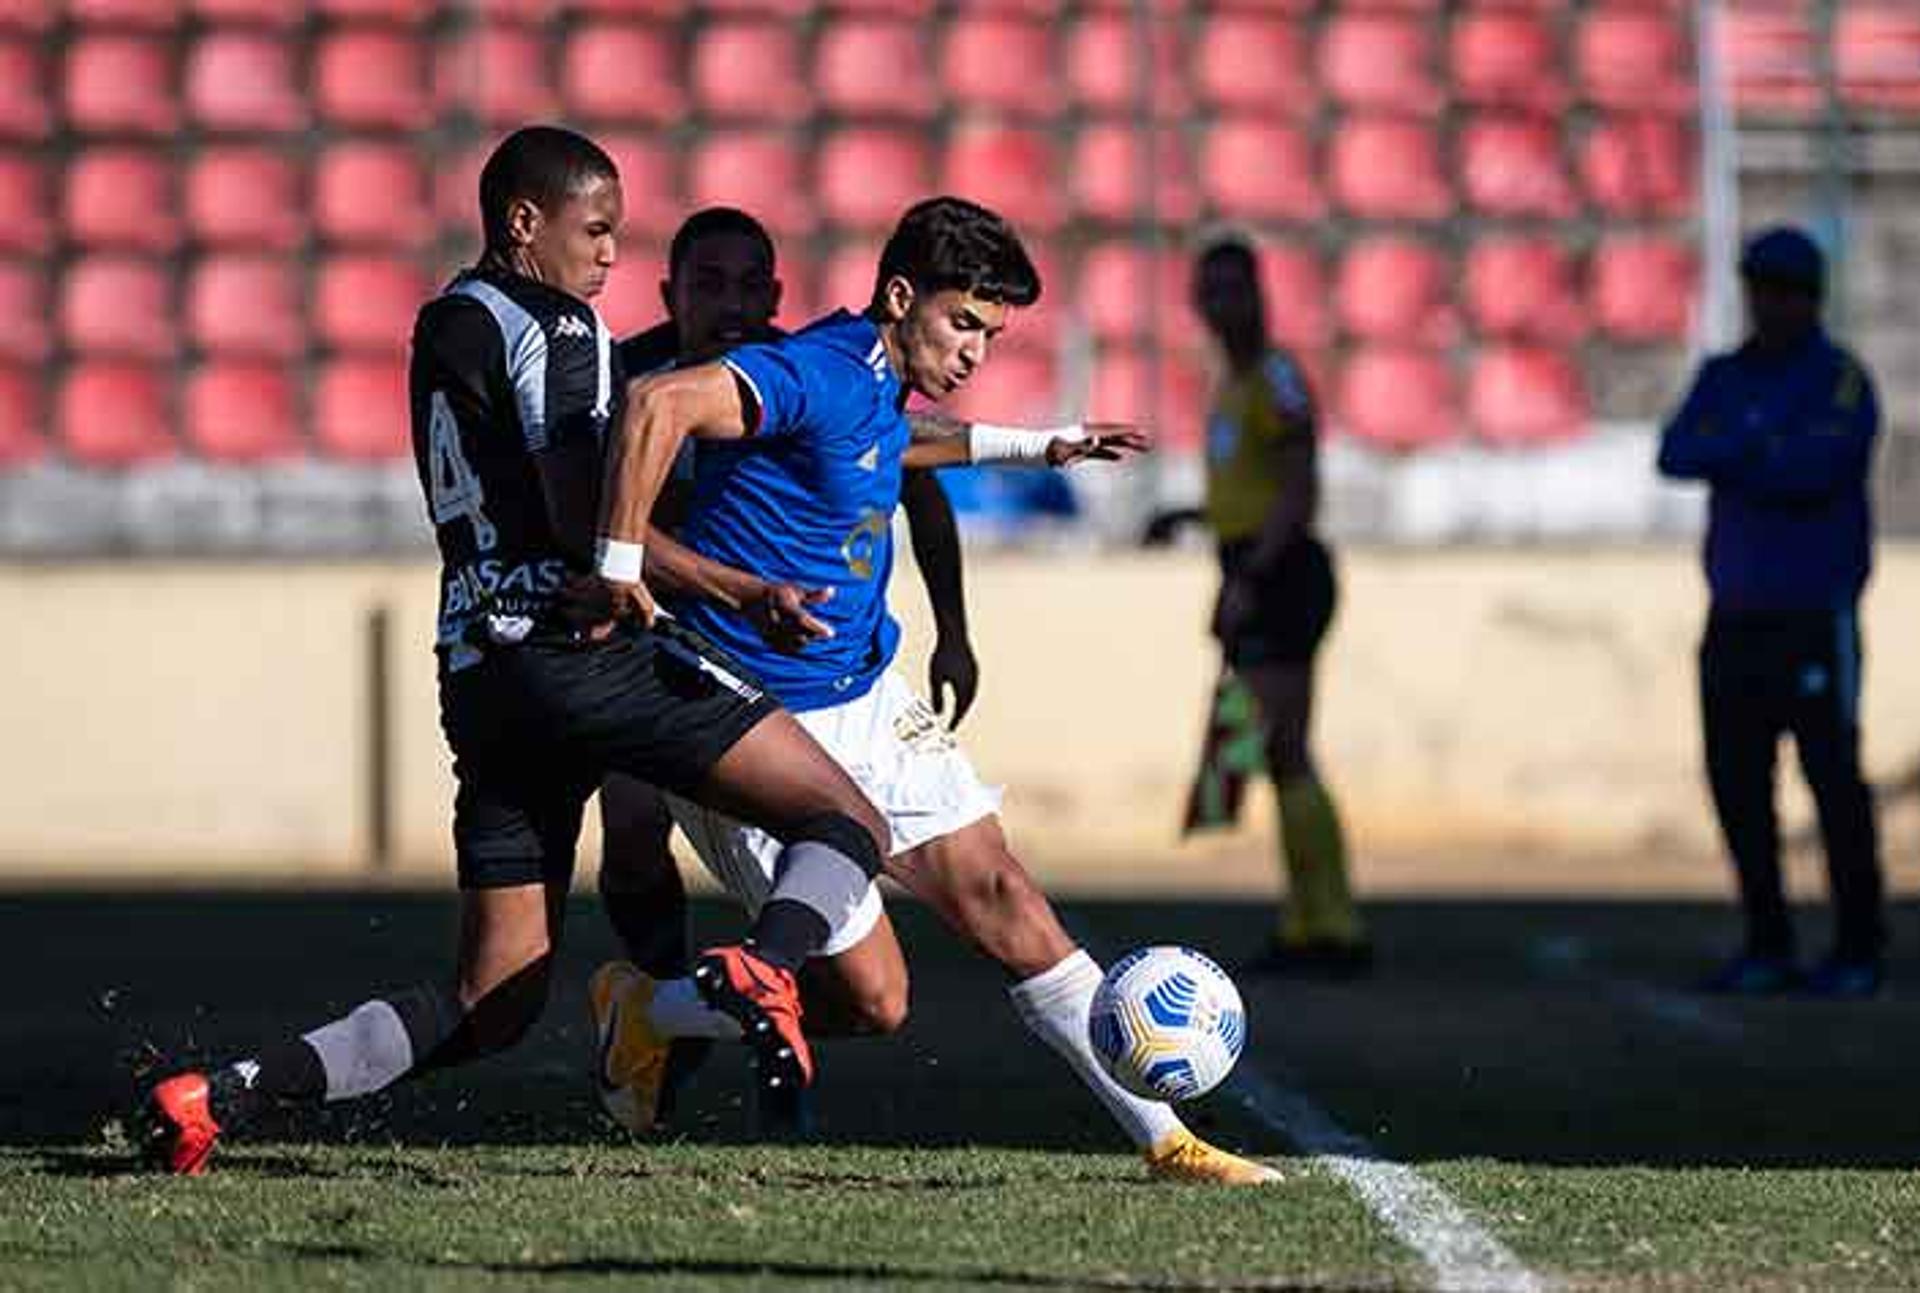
[1227,1067,1545,1293]
[1531,934,1742,1044]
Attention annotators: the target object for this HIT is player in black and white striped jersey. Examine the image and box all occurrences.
[136,126,887,1174]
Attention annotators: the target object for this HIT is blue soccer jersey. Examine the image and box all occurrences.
[672,310,909,712]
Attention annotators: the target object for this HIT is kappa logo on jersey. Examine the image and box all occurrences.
[553,315,592,340]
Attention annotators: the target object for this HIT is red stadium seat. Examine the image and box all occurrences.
[1088,347,1206,455]
[1329,117,1449,219]
[65,148,179,251]
[1257,242,1330,352]
[188,256,304,359]
[1592,235,1696,341]
[1837,6,1920,113]
[72,0,177,25]
[315,256,427,354]
[437,24,556,125]
[0,364,44,465]
[186,31,306,133]
[1335,348,1457,450]
[1720,3,1820,118]
[1463,236,1586,341]
[567,0,688,12]
[693,20,809,122]
[316,143,429,248]
[1079,243,1188,346]
[830,0,935,13]
[60,257,175,359]
[1322,12,1439,112]
[700,0,810,13]
[1581,114,1694,217]
[0,262,46,362]
[58,363,175,466]
[561,23,684,124]
[1065,14,1186,116]
[0,152,47,254]
[1452,9,1563,111]
[941,127,1062,233]
[687,132,815,237]
[819,128,933,230]
[314,0,432,15]
[185,148,304,251]
[816,239,882,316]
[0,39,49,140]
[1460,117,1578,219]
[1576,4,1693,111]
[1336,238,1453,345]
[64,35,176,136]
[190,0,305,24]
[941,15,1057,117]
[434,142,488,233]
[1194,13,1310,114]
[0,1,52,31]
[314,360,410,461]
[598,133,680,237]
[1071,124,1198,225]
[184,362,301,463]
[815,18,934,119]
[947,342,1060,426]
[316,30,430,131]
[1469,346,1589,445]
[1200,119,1322,220]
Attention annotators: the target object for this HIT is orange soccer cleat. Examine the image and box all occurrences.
[139,1072,222,1176]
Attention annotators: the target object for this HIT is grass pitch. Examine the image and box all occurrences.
[3,889,1919,1290]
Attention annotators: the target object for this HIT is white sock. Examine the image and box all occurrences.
[301,1000,415,1102]
[1009,949,1184,1151]
[646,976,743,1040]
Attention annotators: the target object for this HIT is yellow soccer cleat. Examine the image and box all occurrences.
[1144,1130,1283,1185]
[588,960,672,1134]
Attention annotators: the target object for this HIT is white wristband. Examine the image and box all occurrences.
[968,422,1083,464]
[595,537,644,584]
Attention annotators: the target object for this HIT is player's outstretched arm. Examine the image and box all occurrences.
[901,413,1152,470]
[593,363,750,624]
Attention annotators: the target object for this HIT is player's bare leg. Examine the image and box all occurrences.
[1239,661,1365,973]
[886,816,1280,1185]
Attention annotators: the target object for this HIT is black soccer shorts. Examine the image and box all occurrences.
[437,618,779,890]
[1217,535,1338,670]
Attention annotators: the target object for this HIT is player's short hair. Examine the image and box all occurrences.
[874,197,1041,308]
[478,125,619,251]
[1195,231,1259,277]
[668,207,777,281]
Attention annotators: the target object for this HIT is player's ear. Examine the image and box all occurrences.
[503,196,543,248]
[878,273,915,324]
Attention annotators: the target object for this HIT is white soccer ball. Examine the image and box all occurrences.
[1088,945,1246,1102]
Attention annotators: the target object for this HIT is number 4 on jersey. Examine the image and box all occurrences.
[427,390,498,552]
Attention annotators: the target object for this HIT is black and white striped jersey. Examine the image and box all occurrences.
[408,267,617,668]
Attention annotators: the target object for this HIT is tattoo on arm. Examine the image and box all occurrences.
[906,410,971,444]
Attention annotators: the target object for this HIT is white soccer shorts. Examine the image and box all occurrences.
[665,669,1004,956]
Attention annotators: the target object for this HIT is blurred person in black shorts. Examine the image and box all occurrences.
[1659,226,1884,998]
[137,127,889,1174]
[591,206,981,1132]
[1191,233,1367,977]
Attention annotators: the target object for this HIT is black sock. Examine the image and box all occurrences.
[208,1037,324,1126]
[602,883,691,979]
[748,900,829,972]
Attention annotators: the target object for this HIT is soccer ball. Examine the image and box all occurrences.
[1088,946,1246,1102]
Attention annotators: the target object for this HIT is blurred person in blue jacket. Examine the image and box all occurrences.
[1658,225,1884,998]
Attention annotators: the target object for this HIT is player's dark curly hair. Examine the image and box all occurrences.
[668,207,776,281]
[873,197,1041,308]
[478,125,618,252]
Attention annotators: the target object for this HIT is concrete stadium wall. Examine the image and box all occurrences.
[0,548,1914,895]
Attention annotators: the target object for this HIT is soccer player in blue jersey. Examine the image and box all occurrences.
[587,197,1279,1184]
[590,206,982,1131]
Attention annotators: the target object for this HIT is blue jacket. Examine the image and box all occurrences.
[1658,329,1878,612]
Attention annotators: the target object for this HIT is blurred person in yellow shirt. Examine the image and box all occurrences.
[1191,233,1367,976]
